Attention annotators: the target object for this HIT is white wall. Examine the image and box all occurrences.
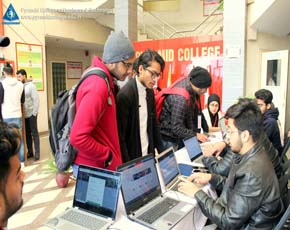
[2,0,111,132]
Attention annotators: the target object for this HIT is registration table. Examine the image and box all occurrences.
[41,140,218,230]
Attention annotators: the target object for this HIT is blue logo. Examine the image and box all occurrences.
[3,3,20,24]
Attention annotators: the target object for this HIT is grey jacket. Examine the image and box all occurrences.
[196,142,284,229]
[23,80,39,118]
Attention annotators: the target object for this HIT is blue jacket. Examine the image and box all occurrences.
[263,108,283,155]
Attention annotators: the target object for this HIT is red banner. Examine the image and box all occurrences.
[133,35,223,109]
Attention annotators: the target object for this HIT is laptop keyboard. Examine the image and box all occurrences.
[62,210,107,230]
[137,197,180,224]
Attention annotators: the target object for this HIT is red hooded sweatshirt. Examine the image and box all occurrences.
[70,57,122,170]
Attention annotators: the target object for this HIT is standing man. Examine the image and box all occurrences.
[160,66,211,150]
[116,49,165,162]
[1,63,25,165]
[16,69,40,161]
[70,31,135,176]
[178,98,283,229]
[255,89,283,156]
[0,122,25,229]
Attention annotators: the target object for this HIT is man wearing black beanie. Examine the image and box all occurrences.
[160,66,212,150]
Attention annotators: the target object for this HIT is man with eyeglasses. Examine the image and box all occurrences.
[116,49,165,162]
[178,98,283,229]
[159,66,211,151]
[70,31,135,175]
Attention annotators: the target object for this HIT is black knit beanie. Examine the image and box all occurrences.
[189,66,212,88]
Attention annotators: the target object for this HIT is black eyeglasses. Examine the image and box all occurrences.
[145,68,161,80]
[122,61,133,69]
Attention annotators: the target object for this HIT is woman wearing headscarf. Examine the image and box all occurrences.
[202,93,222,132]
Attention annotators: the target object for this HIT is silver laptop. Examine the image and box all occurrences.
[117,154,193,230]
[45,165,121,230]
[218,117,227,140]
[156,147,205,189]
[183,136,204,164]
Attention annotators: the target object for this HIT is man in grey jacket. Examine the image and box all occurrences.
[178,98,283,229]
[17,69,40,161]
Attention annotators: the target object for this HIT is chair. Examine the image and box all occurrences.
[274,204,290,230]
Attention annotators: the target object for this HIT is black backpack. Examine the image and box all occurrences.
[49,67,111,172]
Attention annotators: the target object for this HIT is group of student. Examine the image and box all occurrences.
[0,30,287,229]
[0,63,40,164]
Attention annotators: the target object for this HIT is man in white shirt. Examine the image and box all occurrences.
[1,63,25,164]
[116,49,165,162]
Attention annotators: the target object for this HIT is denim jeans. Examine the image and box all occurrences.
[4,117,24,162]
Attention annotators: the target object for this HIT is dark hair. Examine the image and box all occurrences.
[16,69,27,77]
[3,62,13,75]
[225,98,262,142]
[137,49,165,74]
[254,89,273,105]
[132,57,139,74]
[0,122,21,187]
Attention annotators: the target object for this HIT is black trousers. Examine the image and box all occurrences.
[25,115,40,159]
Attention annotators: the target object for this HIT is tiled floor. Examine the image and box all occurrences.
[7,135,76,230]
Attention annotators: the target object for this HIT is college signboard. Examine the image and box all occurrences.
[133,35,223,109]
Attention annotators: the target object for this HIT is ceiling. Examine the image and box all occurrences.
[45,0,216,50]
[251,0,290,37]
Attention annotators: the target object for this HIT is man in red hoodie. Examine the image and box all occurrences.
[70,31,135,176]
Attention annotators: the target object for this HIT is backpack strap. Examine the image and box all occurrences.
[73,67,112,105]
[162,87,190,104]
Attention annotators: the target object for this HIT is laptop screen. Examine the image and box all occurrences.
[73,165,121,220]
[156,148,179,186]
[183,136,202,161]
[117,154,161,214]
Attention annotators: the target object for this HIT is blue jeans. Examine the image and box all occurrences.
[4,117,24,162]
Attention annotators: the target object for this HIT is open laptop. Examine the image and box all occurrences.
[46,165,121,230]
[156,147,204,188]
[183,136,204,164]
[218,117,227,140]
[117,154,193,230]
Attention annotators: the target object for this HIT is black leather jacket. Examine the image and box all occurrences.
[195,143,284,229]
[202,132,283,179]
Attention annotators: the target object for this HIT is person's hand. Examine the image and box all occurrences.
[196,133,209,143]
[288,131,290,138]
[178,180,200,197]
[188,172,212,185]
[202,141,226,156]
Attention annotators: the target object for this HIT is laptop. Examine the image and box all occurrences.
[156,147,204,187]
[183,136,204,164]
[218,117,227,140]
[46,165,121,230]
[117,154,193,230]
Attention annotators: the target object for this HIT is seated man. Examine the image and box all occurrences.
[202,131,283,179]
[255,89,283,156]
[0,122,25,229]
[178,98,283,229]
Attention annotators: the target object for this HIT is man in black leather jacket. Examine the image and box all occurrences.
[178,98,284,229]
[202,131,283,179]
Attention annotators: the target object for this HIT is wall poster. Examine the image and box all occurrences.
[133,35,223,109]
[16,42,44,91]
[67,61,82,79]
